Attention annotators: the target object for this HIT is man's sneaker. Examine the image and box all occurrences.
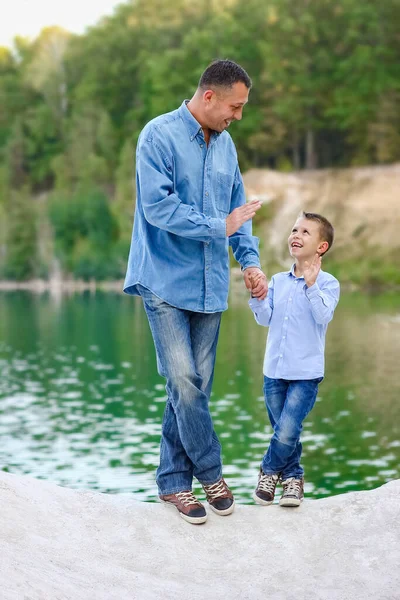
[253,470,280,505]
[279,477,304,507]
[203,478,235,516]
[159,490,207,524]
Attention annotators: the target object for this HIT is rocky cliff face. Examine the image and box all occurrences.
[243,164,400,282]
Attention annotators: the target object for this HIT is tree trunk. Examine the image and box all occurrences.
[305,128,317,169]
[292,132,301,170]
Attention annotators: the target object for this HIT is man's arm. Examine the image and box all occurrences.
[228,164,268,299]
[138,135,261,243]
[138,136,226,242]
[228,165,260,267]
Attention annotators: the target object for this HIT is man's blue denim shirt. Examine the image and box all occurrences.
[123,100,260,313]
[249,266,340,380]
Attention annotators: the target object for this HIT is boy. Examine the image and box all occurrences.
[249,212,340,507]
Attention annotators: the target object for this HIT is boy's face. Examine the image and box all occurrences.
[288,217,328,260]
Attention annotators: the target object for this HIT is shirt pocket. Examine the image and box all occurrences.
[216,171,234,214]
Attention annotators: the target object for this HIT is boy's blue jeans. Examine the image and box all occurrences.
[137,285,223,495]
[262,376,323,480]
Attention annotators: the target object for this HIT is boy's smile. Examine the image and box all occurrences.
[288,217,328,261]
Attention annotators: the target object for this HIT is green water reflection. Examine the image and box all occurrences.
[0,289,399,503]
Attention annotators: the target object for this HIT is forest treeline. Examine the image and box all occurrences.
[1,0,399,280]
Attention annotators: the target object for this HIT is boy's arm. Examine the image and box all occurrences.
[248,277,274,326]
[305,277,340,324]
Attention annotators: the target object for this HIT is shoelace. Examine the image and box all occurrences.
[203,479,228,500]
[258,473,279,493]
[282,477,301,495]
[175,490,201,507]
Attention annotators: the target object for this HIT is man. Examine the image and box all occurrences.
[124,59,268,524]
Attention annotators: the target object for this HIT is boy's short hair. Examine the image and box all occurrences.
[302,212,334,255]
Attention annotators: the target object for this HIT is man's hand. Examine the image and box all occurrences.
[304,253,322,288]
[226,200,262,237]
[243,267,268,300]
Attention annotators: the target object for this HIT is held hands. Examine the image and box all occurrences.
[244,267,268,300]
[226,200,262,237]
[304,253,322,287]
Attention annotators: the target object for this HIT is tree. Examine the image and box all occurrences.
[114,139,135,241]
[3,187,37,280]
[24,27,71,130]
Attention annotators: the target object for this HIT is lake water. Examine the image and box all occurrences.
[0,289,399,503]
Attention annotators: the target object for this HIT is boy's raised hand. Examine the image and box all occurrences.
[304,253,322,288]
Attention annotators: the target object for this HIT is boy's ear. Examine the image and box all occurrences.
[318,240,329,255]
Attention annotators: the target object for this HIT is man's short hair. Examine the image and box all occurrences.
[199,59,252,91]
[302,212,334,254]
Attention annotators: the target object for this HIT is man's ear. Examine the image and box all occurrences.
[203,89,215,104]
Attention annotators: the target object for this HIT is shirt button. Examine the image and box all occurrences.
[205,191,209,196]
[289,298,292,301]
[283,336,286,339]
[200,144,204,148]
[279,354,283,358]
[284,317,288,320]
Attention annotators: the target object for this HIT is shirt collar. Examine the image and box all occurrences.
[178,100,221,142]
[288,264,304,279]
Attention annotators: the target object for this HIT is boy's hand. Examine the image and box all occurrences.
[244,267,268,300]
[304,253,322,287]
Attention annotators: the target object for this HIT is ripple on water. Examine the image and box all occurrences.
[361,431,377,438]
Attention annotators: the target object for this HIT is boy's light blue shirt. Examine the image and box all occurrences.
[123,100,260,313]
[249,265,340,380]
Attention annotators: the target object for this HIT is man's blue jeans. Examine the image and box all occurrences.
[262,376,323,480]
[137,285,223,495]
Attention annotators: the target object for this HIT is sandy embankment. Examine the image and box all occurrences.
[243,163,400,268]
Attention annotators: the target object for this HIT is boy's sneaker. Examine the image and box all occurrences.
[279,477,304,507]
[159,490,207,524]
[203,478,235,516]
[253,470,280,505]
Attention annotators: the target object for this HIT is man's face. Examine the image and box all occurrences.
[204,81,249,132]
[288,218,327,260]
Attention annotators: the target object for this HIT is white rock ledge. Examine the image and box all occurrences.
[0,472,399,600]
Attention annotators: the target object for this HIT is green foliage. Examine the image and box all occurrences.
[2,187,37,280]
[48,188,119,279]
[325,254,400,289]
[2,0,400,182]
[1,0,400,281]
[114,139,135,240]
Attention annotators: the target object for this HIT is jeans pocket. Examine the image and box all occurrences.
[216,171,234,214]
